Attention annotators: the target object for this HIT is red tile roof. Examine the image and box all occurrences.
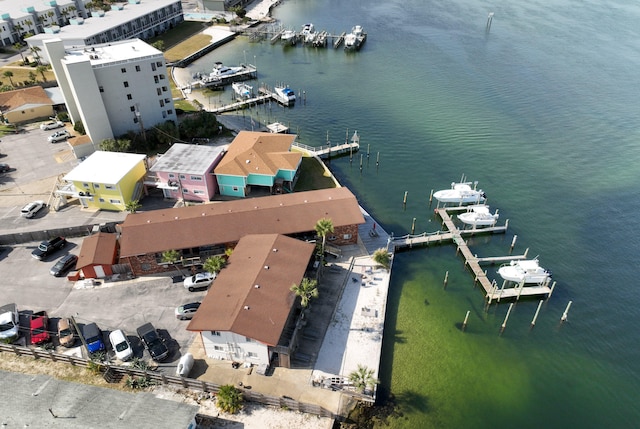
[119,187,364,257]
[187,234,315,346]
[0,86,52,112]
[76,232,117,268]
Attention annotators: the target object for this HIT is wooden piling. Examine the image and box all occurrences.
[403,191,408,207]
[359,154,363,173]
[500,302,514,333]
[376,151,380,167]
[548,280,557,297]
[411,217,416,235]
[510,234,517,252]
[462,310,470,331]
[429,189,433,203]
[530,300,543,328]
[561,300,572,322]
[443,271,449,289]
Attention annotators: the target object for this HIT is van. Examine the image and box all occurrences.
[83,322,105,354]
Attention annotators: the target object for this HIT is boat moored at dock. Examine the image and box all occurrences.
[301,23,317,44]
[457,205,499,227]
[281,29,297,45]
[344,25,366,50]
[273,85,296,106]
[232,82,253,99]
[498,259,552,284]
[434,181,486,204]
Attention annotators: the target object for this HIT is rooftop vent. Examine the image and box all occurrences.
[244,305,250,310]
[264,265,269,270]
[254,284,260,289]
[272,248,278,252]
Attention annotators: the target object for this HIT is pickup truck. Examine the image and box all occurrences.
[30,311,50,345]
[0,303,20,343]
[31,236,66,260]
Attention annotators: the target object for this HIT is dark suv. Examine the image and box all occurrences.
[83,322,106,354]
[136,323,169,362]
[50,254,78,277]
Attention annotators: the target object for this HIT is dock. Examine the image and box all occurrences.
[190,64,258,89]
[333,32,346,48]
[292,141,359,159]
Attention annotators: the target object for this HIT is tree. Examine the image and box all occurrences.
[28,71,37,84]
[290,277,319,308]
[36,65,48,82]
[315,217,334,262]
[348,364,379,394]
[2,71,14,88]
[151,40,165,52]
[216,384,243,414]
[30,46,41,65]
[13,43,25,64]
[125,199,141,214]
[203,255,226,275]
[372,248,391,270]
[100,138,131,152]
[162,249,184,276]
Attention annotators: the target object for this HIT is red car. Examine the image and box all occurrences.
[30,311,50,345]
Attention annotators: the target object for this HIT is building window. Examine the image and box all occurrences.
[159,99,164,107]
[99,198,105,203]
[121,67,126,73]
[94,184,100,188]
[343,234,352,240]
[193,189,204,195]
[83,183,89,188]
[159,74,165,80]
[157,88,162,96]
[130,106,136,112]
[232,186,239,192]
[151,63,156,71]
[127,94,132,100]
[247,351,258,358]
[133,117,139,124]
[190,176,202,181]
[162,86,168,92]
[135,65,141,72]
[214,345,223,351]
[211,331,221,336]
[165,98,171,103]
[168,173,175,178]
[154,76,159,84]
[156,61,163,67]
[105,185,115,190]
[245,337,252,342]
[167,109,173,115]
[99,86,104,93]
[182,189,189,193]
[179,175,186,179]
[109,199,121,204]
[123,81,129,88]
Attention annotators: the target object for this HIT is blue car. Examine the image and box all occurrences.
[83,322,105,354]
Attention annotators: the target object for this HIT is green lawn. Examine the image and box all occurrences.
[145,21,209,50]
[294,157,337,191]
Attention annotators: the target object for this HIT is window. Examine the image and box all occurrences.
[211,331,221,336]
[154,76,159,84]
[245,337,252,342]
[121,67,126,73]
[105,185,115,190]
[190,176,202,181]
[165,98,171,103]
[82,183,89,188]
[232,186,239,192]
[127,94,132,100]
[156,61,163,67]
[247,351,258,358]
[130,106,136,112]
[159,74,165,80]
[151,63,156,71]
[182,189,189,193]
[159,100,164,107]
[99,86,104,93]
[123,81,129,88]
[135,65,141,72]
[343,234,352,240]
[162,86,168,92]
[167,109,173,115]
[193,190,204,195]
[168,173,175,178]
[133,117,139,124]
[99,198,105,203]
[156,88,162,96]
[109,199,121,204]
[94,184,100,188]
[179,175,186,179]
[214,345,223,351]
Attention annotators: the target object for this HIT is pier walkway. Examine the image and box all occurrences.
[292,141,360,159]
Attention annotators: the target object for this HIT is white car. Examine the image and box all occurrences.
[108,329,133,361]
[40,120,64,130]
[183,272,216,291]
[21,200,45,218]
[48,130,71,143]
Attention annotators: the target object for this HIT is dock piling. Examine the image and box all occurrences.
[429,189,433,204]
[510,235,518,252]
[443,271,449,289]
[403,191,408,208]
[462,310,470,331]
[530,299,543,328]
[411,218,416,235]
[500,302,514,334]
[561,300,572,322]
[376,151,380,167]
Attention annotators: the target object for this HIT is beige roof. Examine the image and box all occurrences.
[214,131,300,177]
[76,233,117,269]
[0,86,52,113]
[187,234,315,346]
[119,187,364,258]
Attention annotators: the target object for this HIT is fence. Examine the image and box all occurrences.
[0,343,338,419]
[0,225,95,246]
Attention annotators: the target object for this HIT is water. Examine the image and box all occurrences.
[190,0,640,426]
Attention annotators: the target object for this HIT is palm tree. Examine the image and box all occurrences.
[161,249,184,276]
[290,277,319,308]
[36,65,48,82]
[30,46,41,65]
[216,384,243,414]
[28,71,37,83]
[203,255,226,275]
[125,199,141,214]
[372,248,391,270]
[24,19,33,34]
[315,217,334,260]
[13,43,25,64]
[348,364,379,394]
[2,71,14,88]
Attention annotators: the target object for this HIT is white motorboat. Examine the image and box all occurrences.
[497,259,552,284]
[301,23,316,44]
[273,85,296,106]
[344,25,366,50]
[232,82,253,99]
[176,353,194,377]
[433,181,486,204]
[211,62,245,78]
[281,29,297,45]
[457,205,499,227]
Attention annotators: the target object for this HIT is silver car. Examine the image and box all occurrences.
[21,201,44,218]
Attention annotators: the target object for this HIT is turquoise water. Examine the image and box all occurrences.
[194,0,640,426]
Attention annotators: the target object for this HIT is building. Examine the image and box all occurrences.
[147,143,225,202]
[66,134,95,159]
[22,0,183,56]
[76,232,118,278]
[187,234,315,370]
[214,131,302,197]
[0,86,54,124]
[42,38,177,145]
[118,187,365,276]
[61,151,147,211]
[0,370,198,428]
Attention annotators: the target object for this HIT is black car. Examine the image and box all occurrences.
[50,254,78,277]
[0,163,10,173]
[136,322,169,362]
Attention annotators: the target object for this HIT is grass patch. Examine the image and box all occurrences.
[174,99,199,112]
[164,34,213,63]
[146,21,209,50]
[294,157,337,191]
[0,66,55,86]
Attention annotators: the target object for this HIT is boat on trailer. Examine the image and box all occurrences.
[457,205,499,227]
[433,181,486,204]
[498,259,552,284]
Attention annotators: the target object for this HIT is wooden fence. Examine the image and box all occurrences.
[0,343,337,419]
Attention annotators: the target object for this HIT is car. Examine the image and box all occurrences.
[0,163,10,173]
[175,302,201,320]
[82,322,106,354]
[183,272,216,291]
[47,130,71,143]
[30,311,50,345]
[108,329,133,361]
[49,254,78,277]
[136,322,169,362]
[31,236,66,260]
[57,318,76,348]
[40,120,64,130]
[20,201,45,218]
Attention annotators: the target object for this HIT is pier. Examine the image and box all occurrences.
[292,141,359,159]
[242,25,351,49]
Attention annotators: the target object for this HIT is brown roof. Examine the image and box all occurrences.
[187,234,314,345]
[77,233,118,268]
[214,131,300,177]
[119,187,364,257]
[67,134,92,148]
[0,86,52,113]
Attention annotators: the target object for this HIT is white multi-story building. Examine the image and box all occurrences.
[43,38,176,144]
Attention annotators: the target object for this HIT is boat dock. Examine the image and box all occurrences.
[333,32,346,48]
[244,25,353,49]
[207,85,297,113]
[391,206,554,301]
[292,141,359,159]
[190,64,258,89]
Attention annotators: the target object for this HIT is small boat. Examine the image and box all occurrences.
[457,205,499,227]
[344,25,366,50]
[232,82,253,99]
[281,29,297,46]
[433,181,486,204]
[498,259,552,284]
[313,30,328,47]
[273,85,296,106]
[301,23,316,44]
[211,62,245,78]
[176,353,194,377]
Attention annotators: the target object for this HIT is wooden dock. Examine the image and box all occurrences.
[333,32,346,48]
[292,141,359,159]
[208,94,272,114]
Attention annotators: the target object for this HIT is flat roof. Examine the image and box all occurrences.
[150,143,225,175]
[27,0,181,44]
[62,38,162,66]
[0,370,198,428]
[0,0,76,20]
[64,151,146,184]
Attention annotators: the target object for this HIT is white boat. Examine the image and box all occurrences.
[497,259,552,284]
[176,353,194,377]
[457,205,499,227]
[211,62,245,78]
[281,29,297,45]
[232,82,253,99]
[301,23,316,44]
[273,85,296,106]
[344,25,366,50]
[433,182,486,204]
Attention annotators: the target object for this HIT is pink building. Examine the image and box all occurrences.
[147,143,225,202]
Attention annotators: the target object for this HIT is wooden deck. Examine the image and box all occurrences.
[292,141,360,159]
